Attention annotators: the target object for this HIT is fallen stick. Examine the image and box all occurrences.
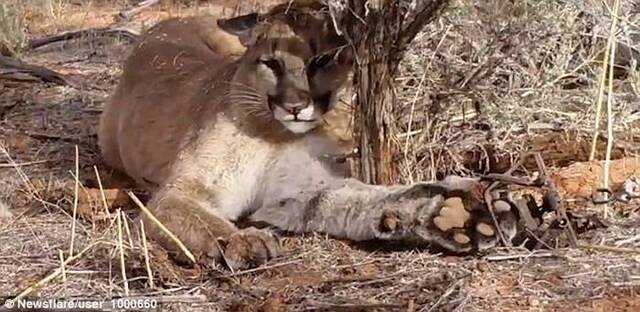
[139,219,155,288]
[484,251,556,261]
[27,27,139,50]
[0,160,50,168]
[580,243,640,254]
[118,0,160,20]
[24,131,88,144]
[305,302,402,311]
[221,258,303,278]
[13,243,100,302]
[0,55,68,85]
[128,191,197,263]
[116,210,130,296]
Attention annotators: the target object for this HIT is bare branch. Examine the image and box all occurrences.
[117,0,160,20]
[323,0,450,183]
[0,55,68,85]
[27,27,139,51]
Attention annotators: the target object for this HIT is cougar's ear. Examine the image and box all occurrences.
[217,13,267,46]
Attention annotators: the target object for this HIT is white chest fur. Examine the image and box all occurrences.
[174,115,275,220]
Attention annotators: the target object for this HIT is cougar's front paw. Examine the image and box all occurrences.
[219,227,281,271]
[414,195,518,253]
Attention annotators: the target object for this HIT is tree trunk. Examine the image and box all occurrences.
[352,56,396,185]
[326,0,450,184]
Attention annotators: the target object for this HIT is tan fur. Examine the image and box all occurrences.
[100,9,352,185]
[99,15,244,182]
[100,3,353,266]
[100,2,517,270]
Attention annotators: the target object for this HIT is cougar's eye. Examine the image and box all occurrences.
[307,54,333,78]
[259,58,282,75]
[313,91,332,112]
[310,54,332,69]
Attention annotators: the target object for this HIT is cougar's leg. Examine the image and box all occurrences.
[143,182,280,270]
[250,176,517,253]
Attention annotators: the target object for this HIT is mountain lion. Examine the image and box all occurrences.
[99,1,518,270]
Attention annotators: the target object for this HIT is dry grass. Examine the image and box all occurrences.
[0,1,26,55]
[1,0,640,310]
[395,0,640,183]
[0,0,117,55]
[2,212,640,311]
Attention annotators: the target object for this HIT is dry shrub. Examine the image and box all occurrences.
[0,0,68,48]
[0,1,26,56]
[14,0,112,34]
[393,0,640,183]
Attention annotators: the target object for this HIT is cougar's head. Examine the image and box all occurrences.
[218,3,352,135]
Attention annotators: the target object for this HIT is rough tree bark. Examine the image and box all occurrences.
[325,0,450,184]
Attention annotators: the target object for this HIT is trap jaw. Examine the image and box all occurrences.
[480,152,579,250]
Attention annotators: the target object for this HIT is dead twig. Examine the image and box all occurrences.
[320,268,431,288]
[484,250,557,261]
[580,243,640,254]
[69,145,80,257]
[220,258,303,278]
[117,210,130,296]
[93,166,111,218]
[303,302,403,311]
[426,277,465,312]
[139,219,154,288]
[27,27,139,50]
[127,191,196,263]
[0,160,50,168]
[24,131,90,144]
[13,243,100,302]
[0,55,68,85]
[117,0,160,20]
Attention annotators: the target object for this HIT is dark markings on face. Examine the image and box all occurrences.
[306,50,344,113]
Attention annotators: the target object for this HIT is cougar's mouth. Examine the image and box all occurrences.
[268,96,317,122]
[291,118,316,122]
[280,119,318,134]
[267,94,322,135]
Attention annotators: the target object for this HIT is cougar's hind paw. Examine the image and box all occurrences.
[415,196,518,253]
[219,227,281,270]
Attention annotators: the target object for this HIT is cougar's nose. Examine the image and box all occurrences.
[282,101,308,115]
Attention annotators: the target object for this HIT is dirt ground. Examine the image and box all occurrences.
[1,1,640,311]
